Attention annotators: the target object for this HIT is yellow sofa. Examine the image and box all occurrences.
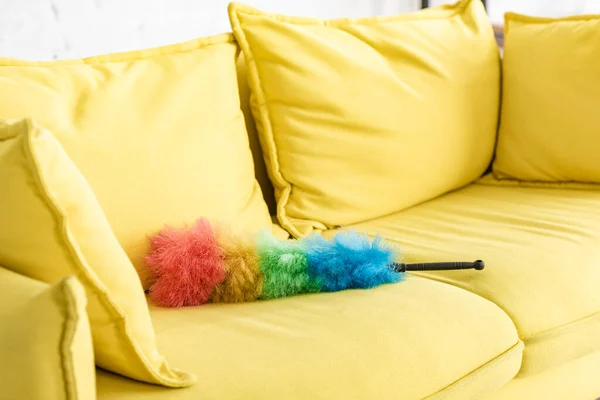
[2,1,600,399]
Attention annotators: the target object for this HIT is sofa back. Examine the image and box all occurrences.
[233,0,500,236]
[237,54,277,215]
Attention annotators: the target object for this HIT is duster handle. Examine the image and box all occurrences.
[391,260,485,272]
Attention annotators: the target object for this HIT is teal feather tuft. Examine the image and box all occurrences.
[304,230,402,292]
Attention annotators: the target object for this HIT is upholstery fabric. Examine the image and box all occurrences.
[0,33,272,288]
[0,119,193,387]
[229,0,500,237]
[236,53,276,215]
[486,350,600,400]
[97,277,520,400]
[344,181,600,377]
[493,12,600,182]
[0,267,95,400]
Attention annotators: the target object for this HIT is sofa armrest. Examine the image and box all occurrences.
[0,266,96,400]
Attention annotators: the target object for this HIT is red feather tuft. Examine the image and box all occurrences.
[145,218,226,307]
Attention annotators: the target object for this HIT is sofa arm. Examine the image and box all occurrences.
[0,266,96,400]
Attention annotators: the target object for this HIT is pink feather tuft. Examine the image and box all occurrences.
[146,218,226,307]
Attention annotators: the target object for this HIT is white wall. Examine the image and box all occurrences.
[431,0,598,24]
[2,0,599,61]
[0,0,419,60]
[488,0,600,24]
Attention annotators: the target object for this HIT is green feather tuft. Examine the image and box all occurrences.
[256,231,321,300]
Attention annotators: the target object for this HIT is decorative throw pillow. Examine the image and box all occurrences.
[0,268,95,400]
[0,33,272,287]
[493,12,600,182]
[229,0,500,237]
[0,119,193,387]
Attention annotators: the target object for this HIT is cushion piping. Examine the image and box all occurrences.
[230,0,472,26]
[229,0,478,238]
[352,219,600,347]
[18,119,192,387]
[0,33,234,66]
[518,309,600,376]
[229,4,299,237]
[478,173,600,190]
[425,340,524,399]
[505,11,600,30]
[524,309,600,344]
[410,268,600,345]
[59,277,84,400]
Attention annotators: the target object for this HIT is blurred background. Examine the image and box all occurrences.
[0,0,598,60]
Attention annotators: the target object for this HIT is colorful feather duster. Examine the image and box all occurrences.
[146,218,484,308]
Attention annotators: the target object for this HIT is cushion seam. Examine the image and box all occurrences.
[231,0,470,26]
[408,268,600,344]
[506,11,600,26]
[424,340,523,399]
[0,33,234,66]
[522,309,600,344]
[58,279,81,400]
[405,260,600,345]
[228,0,476,238]
[21,120,189,387]
[478,173,600,190]
[229,5,301,238]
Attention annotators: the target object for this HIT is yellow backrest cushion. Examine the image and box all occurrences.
[493,13,600,182]
[229,0,500,238]
[0,119,193,387]
[0,34,272,287]
[0,268,95,400]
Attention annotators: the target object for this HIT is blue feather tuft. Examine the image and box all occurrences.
[304,230,402,292]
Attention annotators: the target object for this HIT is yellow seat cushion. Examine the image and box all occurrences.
[345,179,600,377]
[493,12,600,183]
[229,0,500,238]
[96,277,521,400]
[0,119,192,387]
[0,267,94,400]
[486,350,600,400]
[0,33,272,288]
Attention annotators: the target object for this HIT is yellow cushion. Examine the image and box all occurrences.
[0,119,193,387]
[237,53,276,215]
[493,12,600,182]
[0,268,94,400]
[96,277,521,400]
[0,33,272,288]
[487,350,600,400]
[229,0,500,237]
[345,180,600,378]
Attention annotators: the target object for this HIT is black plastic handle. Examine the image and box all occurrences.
[391,260,485,272]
